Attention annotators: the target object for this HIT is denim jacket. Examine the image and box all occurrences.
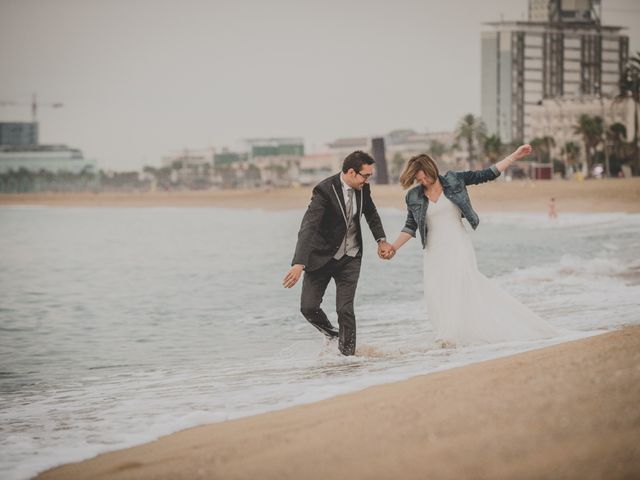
[401,165,501,249]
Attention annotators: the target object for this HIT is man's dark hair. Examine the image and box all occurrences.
[342,150,375,173]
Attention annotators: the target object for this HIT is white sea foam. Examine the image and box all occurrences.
[482,211,637,229]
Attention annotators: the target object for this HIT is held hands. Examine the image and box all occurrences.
[377,241,396,260]
[283,264,304,288]
[284,243,395,288]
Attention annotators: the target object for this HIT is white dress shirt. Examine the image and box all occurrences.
[338,173,385,243]
[339,175,357,219]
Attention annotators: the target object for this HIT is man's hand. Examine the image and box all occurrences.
[377,241,396,260]
[283,264,305,288]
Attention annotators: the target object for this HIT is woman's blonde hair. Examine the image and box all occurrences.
[399,153,439,189]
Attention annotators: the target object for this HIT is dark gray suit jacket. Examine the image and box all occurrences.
[291,173,386,272]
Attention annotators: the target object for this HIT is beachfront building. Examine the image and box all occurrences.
[481,0,629,143]
[384,129,463,171]
[298,152,340,186]
[528,95,636,170]
[213,149,254,188]
[326,131,466,183]
[0,121,97,191]
[161,148,215,171]
[325,136,391,183]
[213,150,247,168]
[327,136,370,160]
[0,121,95,175]
[0,144,95,174]
[160,148,216,189]
[244,137,304,187]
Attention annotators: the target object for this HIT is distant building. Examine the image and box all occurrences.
[0,121,94,174]
[298,152,339,185]
[529,0,597,23]
[161,148,214,170]
[245,137,304,158]
[0,144,96,174]
[385,130,459,162]
[160,148,215,189]
[326,131,464,182]
[384,129,468,177]
[327,137,369,159]
[212,149,251,189]
[481,0,629,143]
[244,137,304,187]
[214,150,248,168]
[528,95,635,164]
[0,122,38,146]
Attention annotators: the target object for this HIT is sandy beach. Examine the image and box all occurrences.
[36,325,640,480]
[2,178,640,212]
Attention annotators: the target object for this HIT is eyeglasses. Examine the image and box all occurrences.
[356,171,373,180]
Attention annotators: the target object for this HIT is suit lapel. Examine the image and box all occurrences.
[331,174,348,226]
[355,188,362,222]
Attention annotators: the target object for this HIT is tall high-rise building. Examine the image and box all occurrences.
[481,0,628,143]
[0,122,38,146]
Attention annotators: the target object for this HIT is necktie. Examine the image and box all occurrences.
[346,188,354,224]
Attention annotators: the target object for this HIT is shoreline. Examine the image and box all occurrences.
[1,178,640,212]
[36,324,640,480]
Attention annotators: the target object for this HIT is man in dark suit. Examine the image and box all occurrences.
[283,151,393,355]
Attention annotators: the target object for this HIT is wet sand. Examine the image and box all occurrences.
[36,325,640,480]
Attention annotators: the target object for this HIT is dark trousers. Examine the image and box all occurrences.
[300,255,362,356]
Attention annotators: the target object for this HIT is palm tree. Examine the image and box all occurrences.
[529,138,545,162]
[483,134,503,164]
[617,50,640,172]
[245,163,261,181]
[607,123,635,174]
[16,167,34,193]
[561,141,581,171]
[535,136,555,162]
[608,123,627,156]
[574,114,603,175]
[529,137,555,163]
[456,114,486,168]
[428,140,447,159]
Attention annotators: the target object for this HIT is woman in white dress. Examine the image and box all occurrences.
[384,144,558,347]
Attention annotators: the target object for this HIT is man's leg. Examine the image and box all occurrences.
[333,256,362,355]
[300,262,338,339]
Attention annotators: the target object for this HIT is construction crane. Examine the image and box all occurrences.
[0,93,63,122]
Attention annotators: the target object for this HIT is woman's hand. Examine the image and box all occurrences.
[378,241,395,260]
[496,144,533,173]
[514,144,532,160]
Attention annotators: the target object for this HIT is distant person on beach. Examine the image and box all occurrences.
[382,144,558,347]
[548,197,558,219]
[283,151,393,355]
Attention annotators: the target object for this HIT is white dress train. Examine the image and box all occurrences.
[423,194,558,346]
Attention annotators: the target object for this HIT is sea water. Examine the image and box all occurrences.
[1,206,639,479]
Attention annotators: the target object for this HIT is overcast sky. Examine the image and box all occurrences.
[1,0,639,171]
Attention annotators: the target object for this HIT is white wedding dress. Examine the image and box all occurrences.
[423,194,558,346]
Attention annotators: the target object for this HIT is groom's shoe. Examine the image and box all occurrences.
[338,341,355,356]
[314,324,339,339]
[339,327,356,356]
[322,326,340,339]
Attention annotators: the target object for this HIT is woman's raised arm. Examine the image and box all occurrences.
[495,144,532,173]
